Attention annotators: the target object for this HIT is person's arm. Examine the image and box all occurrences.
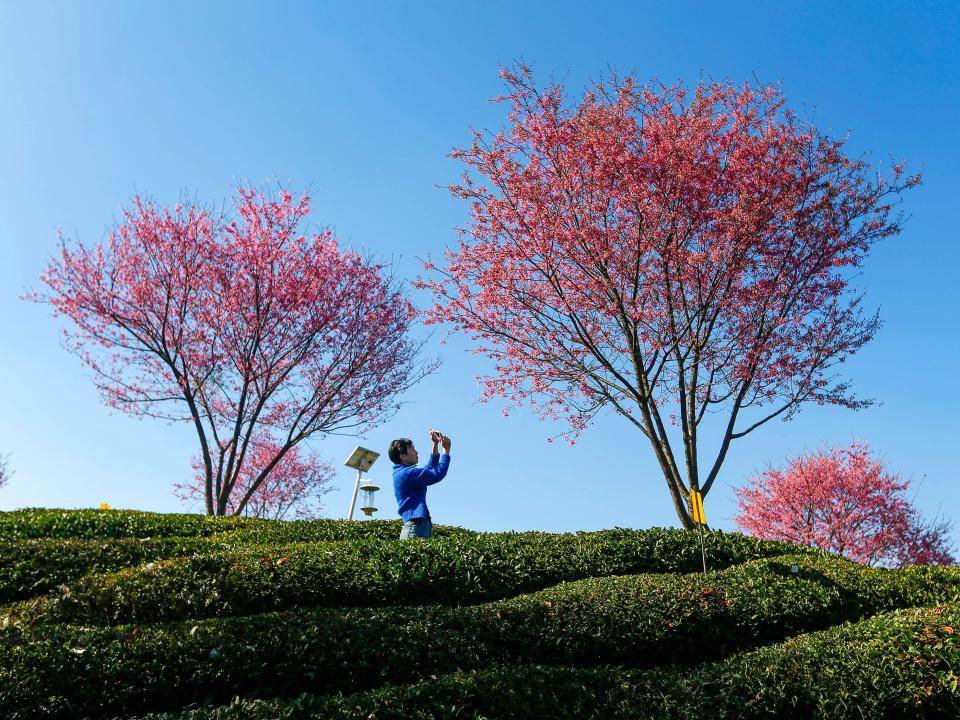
[399,432,452,491]
[399,458,449,490]
[418,435,451,486]
[426,431,441,468]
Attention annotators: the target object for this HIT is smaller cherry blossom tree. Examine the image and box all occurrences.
[0,453,11,489]
[734,441,955,566]
[175,434,334,520]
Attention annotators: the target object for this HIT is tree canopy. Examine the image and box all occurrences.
[420,65,919,526]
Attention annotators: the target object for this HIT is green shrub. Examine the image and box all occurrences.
[4,509,952,719]
[2,555,956,718]
[0,509,471,543]
[3,529,816,625]
[229,519,472,543]
[0,509,245,540]
[0,537,233,603]
[0,512,473,603]
[132,604,960,720]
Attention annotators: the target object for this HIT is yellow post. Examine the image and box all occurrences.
[690,490,707,574]
[691,490,705,525]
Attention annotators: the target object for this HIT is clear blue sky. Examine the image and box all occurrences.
[1,1,957,546]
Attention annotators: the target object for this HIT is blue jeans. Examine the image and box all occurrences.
[399,517,432,540]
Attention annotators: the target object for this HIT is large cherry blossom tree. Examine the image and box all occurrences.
[735,441,954,566]
[420,65,920,527]
[33,187,435,516]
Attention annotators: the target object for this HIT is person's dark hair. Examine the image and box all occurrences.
[388,438,413,464]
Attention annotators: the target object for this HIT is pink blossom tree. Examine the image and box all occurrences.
[31,187,435,516]
[0,453,11,489]
[419,65,920,527]
[175,434,335,520]
[735,441,955,566]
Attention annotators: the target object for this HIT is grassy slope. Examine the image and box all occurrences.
[0,509,957,720]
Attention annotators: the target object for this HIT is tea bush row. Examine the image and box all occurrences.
[2,555,957,718]
[0,509,248,540]
[0,509,471,542]
[4,529,817,625]
[134,603,960,720]
[0,538,232,603]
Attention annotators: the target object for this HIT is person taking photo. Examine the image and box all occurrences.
[389,430,451,540]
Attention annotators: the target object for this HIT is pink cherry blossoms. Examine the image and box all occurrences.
[174,434,335,520]
[31,187,434,516]
[419,64,920,527]
[735,441,955,567]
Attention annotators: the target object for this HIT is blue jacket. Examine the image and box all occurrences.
[393,453,450,522]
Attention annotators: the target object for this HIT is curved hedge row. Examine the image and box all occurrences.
[3,529,817,625]
[0,509,247,539]
[2,555,957,718]
[134,604,960,720]
[0,538,230,603]
[0,509,471,543]
[0,512,476,603]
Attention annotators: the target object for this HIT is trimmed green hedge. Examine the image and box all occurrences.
[0,509,246,540]
[133,604,960,720]
[3,529,817,625]
[0,538,230,603]
[2,555,957,718]
[0,509,471,543]
[0,511,472,603]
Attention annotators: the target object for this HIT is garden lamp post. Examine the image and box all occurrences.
[344,446,379,520]
[359,479,379,516]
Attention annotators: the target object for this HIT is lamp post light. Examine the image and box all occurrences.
[359,480,379,516]
[344,446,380,521]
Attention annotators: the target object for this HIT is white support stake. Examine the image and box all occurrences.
[347,468,364,521]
